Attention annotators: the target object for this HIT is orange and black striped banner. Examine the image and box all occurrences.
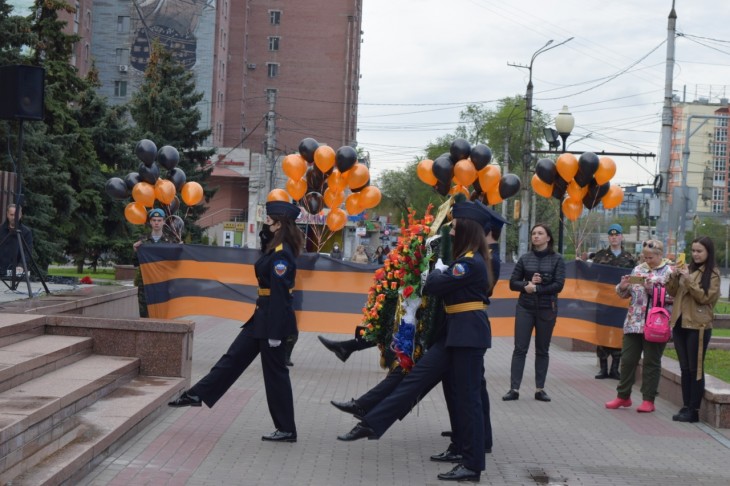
[138,245,628,347]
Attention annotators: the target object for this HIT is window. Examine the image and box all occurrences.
[714,158,726,172]
[270,10,281,25]
[713,143,727,157]
[718,116,729,127]
[712,201,725,213]
[714,172,725,182]
[115,48,129,65]
[268,36,280,51]
[114,81,127,97]
[715,127,727,142]
[117,16,130,33]
[267,63,279,78]
[266,88,277,102]
[713,187,724,201]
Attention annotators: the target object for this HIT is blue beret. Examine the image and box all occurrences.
[147,208,165,220]
[266,201,301,220]
[607,223,623,235]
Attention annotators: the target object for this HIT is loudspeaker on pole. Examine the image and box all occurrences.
[0,65,45,121]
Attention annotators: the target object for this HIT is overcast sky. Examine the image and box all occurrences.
[357,0,730,186]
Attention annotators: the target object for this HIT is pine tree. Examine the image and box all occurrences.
[129,41,215,243]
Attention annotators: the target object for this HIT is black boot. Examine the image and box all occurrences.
[608,356,621,380]
[318,336,375,362]
[284,333,298,366]
[595,357,609,379]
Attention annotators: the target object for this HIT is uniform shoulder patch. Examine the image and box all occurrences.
[275,243,284,252]
[273,260,289,277]
[451,262,469,277]
[464,251,474,258]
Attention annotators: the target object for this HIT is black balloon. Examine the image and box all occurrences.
[299,138,319,164]
[165,215,184,240]
[470,144,492,171]
[434,180,451,197]
[583,179,610,209]
[535,158,557,184]
[168,196,180,214]
[472,177,483,195]
[450,138,471,162]
[124,172,141,190]
[335,146,358,173]
[169,168,187,192]
[135,139,157,167]
[138,162,160,185]
[302,192,324,214]
[574,152,600,187]
[105,177,128,200]
[498,174,521,199]
[551,176,568,199]
[432,154,455,184]
[157,145,180,171]
[351,179,370,193]
[305,166,326,193]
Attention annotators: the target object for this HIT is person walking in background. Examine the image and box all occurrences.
[591,223,636,380]
[351,244,370,264]
[502,224,565,403]
[133,208,178,317]
[606,239,673,414]
[666,236,720,423]
[169,201,304,443]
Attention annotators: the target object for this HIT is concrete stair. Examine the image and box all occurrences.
[0,318,187,485]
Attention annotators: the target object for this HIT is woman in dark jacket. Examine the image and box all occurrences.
[502,223,565,403]
[169,201,304,443]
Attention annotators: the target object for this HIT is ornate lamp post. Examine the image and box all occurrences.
[554,106,575,254]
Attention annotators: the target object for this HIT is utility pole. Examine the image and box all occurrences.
[264,90,277,198]
[657,1,677,247]
[500,135,509,263]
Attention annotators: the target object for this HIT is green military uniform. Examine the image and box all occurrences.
[134,233,176,318]
[592,248,636,268]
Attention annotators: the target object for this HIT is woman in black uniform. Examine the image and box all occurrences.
[169,201,304,443]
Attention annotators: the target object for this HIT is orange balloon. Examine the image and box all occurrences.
[314,145,336,173]
[326,208,347,231]
[323,187,345,208]
[531,174,553,199]
[286,177,307,200]
[347,163,370,189]
[566,180,588,201]
[478,165,501,191]
[345,193,362,214]
[417,159,438,185]
[154,179,176,205]
[124,202,147,225]
[132,182,155,207]
[562,196,582,221]
[266,188,290,202]
[282,154,307,180]
[358,186,382,209]
[485,183,503,205]
[327,170,347,191]
[181,181,204,205]
[602,185,624,209]
[453,159,478,186]
[556,153,579,182]
[594,157,617,185]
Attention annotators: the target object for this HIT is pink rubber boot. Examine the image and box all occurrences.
[605,397,632,409]
[637,400,655,413]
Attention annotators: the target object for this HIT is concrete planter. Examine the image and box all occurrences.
[114,264,136,281]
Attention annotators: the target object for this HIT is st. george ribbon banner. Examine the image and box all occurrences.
[138,244,628,347]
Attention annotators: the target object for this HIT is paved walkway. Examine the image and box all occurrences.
[71,315,730,486]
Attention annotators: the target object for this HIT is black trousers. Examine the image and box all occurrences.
[444,364,492,451]
[510,303,557,390]
[357,367,407,411]
[673,323,712,410]
[190,326,296,433]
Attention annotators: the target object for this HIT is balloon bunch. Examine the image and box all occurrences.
[415,138,521,204]
[530,152,624,221]
[104,139,204,239]
[267,138,382,235]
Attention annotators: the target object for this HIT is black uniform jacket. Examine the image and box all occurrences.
[246,242,298,340]
[423,250,491,349]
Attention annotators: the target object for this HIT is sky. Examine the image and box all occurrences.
[357,0,730,186]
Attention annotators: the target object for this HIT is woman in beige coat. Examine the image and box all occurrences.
[666,236,720,423]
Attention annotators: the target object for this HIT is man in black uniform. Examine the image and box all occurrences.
[591,223,635,379]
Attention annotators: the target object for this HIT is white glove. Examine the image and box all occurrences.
[434,258,449,272]
[268,339,282,347]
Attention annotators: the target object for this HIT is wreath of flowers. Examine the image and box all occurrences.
[360,206,435,371]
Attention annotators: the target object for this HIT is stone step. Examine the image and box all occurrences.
[0,354,141,482]
[0,314,46,348]
[0,335,93,393]
[6,375,185,486]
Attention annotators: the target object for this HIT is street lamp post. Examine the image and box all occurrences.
[555,106,575,254]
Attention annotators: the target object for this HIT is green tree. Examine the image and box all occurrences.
[377,160,445,221]
[129,41,215,243]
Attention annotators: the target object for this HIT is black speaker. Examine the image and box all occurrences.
[0,65,45,121]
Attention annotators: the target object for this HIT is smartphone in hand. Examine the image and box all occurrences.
[676,253,686,266]
[628,275,645,285]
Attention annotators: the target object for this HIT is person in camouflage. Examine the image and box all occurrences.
[591,223,636,379]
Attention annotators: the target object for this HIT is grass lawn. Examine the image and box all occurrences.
[664,348,730,383]
[46,266,117,280]
[714,301,730,314]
